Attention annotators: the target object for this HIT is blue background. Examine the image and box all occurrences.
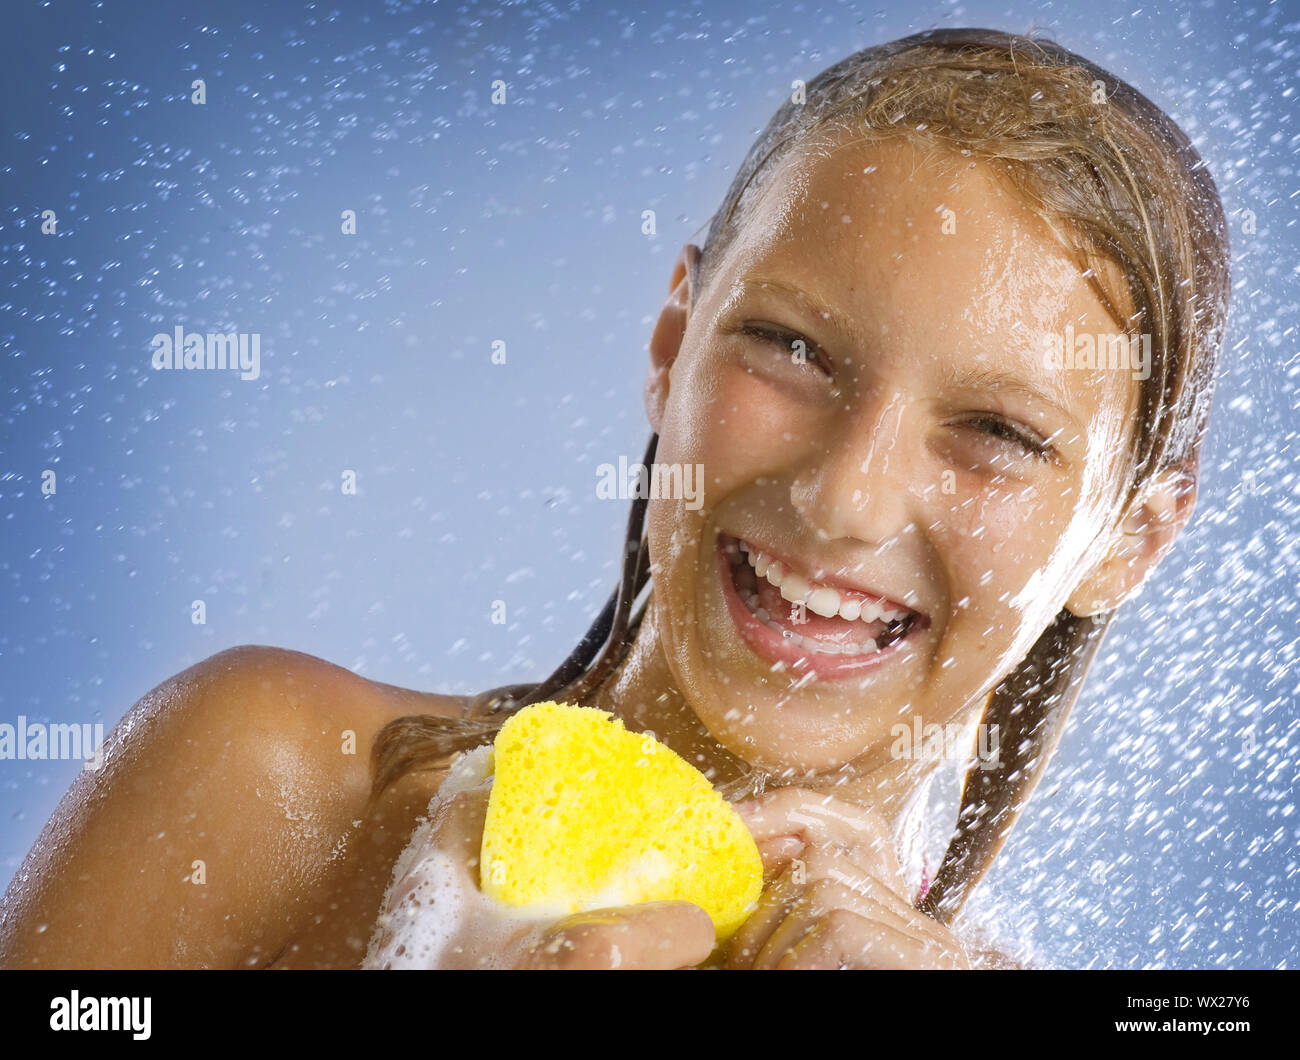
[1,0,1296,968]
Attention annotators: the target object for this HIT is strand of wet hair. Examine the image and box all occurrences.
[919,606,1116,922]
[526,434,657,707]
[465,433,657,717]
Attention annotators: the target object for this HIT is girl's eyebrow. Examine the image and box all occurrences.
[738,274,1081,428]
[736,274,874,355]
[939,364,1082,429]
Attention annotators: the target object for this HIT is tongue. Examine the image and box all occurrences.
[754,575,891,644]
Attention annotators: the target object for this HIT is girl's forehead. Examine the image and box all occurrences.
[748,137,1067,276]
[731,144,1103,335]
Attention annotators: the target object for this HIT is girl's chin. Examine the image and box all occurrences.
[678,670,887,775]
[687,704,870,777]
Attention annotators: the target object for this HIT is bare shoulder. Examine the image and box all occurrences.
[0,644,468,969]
[167,642,468,725]
[174,643,469,769]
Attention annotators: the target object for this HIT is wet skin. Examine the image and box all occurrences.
[0,137,1195,969]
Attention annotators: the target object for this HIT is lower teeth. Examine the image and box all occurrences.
[741,590,892,655]
[729,538,914,657]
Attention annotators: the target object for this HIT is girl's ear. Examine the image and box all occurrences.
[644,243,702,432]
[1065,467,1198,617]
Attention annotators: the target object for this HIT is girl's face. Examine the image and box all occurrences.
[646,136,1143,774]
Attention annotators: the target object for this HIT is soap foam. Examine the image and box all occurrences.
[363,744,550,970]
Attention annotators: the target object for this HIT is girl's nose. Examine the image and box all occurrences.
[790,389,916,547]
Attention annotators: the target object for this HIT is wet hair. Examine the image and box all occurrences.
[370,27,1230,927]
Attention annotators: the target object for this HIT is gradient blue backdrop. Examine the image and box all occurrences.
[1,0,1296,968]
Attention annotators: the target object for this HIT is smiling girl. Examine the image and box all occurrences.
[0,27,1229,970]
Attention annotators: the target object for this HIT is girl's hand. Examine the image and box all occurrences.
[725,787,972,970]
[364,770,715,970]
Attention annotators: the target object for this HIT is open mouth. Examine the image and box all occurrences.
[716,531,927,676]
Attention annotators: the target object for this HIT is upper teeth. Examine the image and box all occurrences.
[738,540,909,624]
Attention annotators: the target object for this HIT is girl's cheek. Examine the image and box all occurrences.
[690,356,815,450]
[934,477,1065,606]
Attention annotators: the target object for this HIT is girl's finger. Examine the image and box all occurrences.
[798,841,915,914]
[779,909,894,969]
[725,869,803,969]
[751,872,895,969]
[736,788,908,897]
[519,901,715,970]
[734,787,896,861]
[728,830,916,967]
[803,849,912,924]
[753,906,819,970]
[780,912,969,970]
[754,834,806,880]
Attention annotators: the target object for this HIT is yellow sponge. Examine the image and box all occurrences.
[478,701,762,942]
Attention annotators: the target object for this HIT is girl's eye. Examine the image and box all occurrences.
[740,324,831,376]
[966,415,1051,460]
